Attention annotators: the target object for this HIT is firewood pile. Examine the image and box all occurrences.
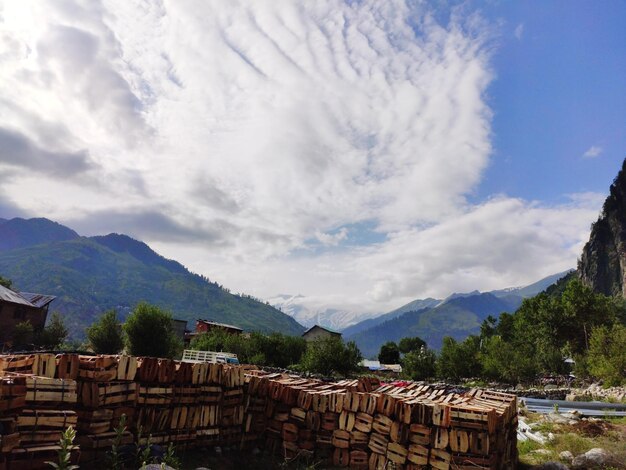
[0,354,518,469]
[244,371,517,470]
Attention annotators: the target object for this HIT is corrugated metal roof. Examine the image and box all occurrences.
[20,292,56,308]
[0,285,35,307]
[197,319,243,331]
[301,325,342,337]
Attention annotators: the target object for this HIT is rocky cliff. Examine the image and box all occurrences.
[579,159,626,297]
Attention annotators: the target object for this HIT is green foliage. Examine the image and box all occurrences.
[12,320,34,348]
[123,303,181,358]
[190,330,306,368]
[108,414,127,470]
[378,341,400,364]
[46,426,78,470]
[588,323,626,386]
[402,346,436,380]
[300,337,363,377]
[162,443,181,469]
[398,336,426,354]
[0,235,304,339]
[480,336,537,383]
[0,275,12,289]
[86,309,125,354]
[35,312,69,349]
[436,335,481,381]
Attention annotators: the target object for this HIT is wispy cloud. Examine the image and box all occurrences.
[514,23,524,40]
[583,145,603,158]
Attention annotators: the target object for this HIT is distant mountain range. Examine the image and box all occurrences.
[0,218,305,339]
[343,271,572,358]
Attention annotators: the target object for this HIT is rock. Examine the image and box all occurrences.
[531,449,554,456]
[572,448,612,468]
[559,450,574,462]
[534,463,569,470]
[545,384,558,390]
[545,413,569,424]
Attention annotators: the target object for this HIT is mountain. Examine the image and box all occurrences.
[579,159,626,297]
[267,294,379,331]
[0,218,304,338]
[345,271,572,358]
[348,292,522,358]
[0,217,79,251]
[340,298,440,337]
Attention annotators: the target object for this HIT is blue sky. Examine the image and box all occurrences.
[0,0,624,327]
[478,0,626,202]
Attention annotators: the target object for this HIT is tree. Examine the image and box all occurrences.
[86,310,125,354]
[0,275,12,289]
[398,337,427,354]
[402,346,436,380]
[588,323,626,386]
[123,303,181,358]
[35,312,68,349]
[436,335,481,381]
[480,335,537,384]
[300,337,362,376]
[378,341,400,364]
[12,320,34,349]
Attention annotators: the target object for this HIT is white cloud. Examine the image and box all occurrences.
[0,1,604,319]
[583,145,603,158]
[514,23,524,40]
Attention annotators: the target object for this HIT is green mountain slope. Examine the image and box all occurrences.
[0,217,79,251]
[347,293,522,358]
[0,221,304,338]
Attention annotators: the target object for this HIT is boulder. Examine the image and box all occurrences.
[559,450,574,462]
[533,462,569,470]
[572,448,612,468]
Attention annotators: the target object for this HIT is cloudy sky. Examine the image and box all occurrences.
[1,0,625,316]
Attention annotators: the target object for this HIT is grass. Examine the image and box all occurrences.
[518,412,626,468]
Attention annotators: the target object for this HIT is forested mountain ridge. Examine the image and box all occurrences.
[0,218,305,339]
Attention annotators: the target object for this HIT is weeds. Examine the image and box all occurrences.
[46,426,79,470]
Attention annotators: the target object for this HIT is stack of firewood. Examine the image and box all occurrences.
[76,354,136,464]
[0,354,81,470]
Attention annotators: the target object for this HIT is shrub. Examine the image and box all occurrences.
[588,323,626,386]
[35,312,68,349]
[86,310,125,354]
[300,337,362,377]
[123,303,181,358]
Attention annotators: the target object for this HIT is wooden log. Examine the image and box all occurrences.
[116,355,138,381]
[387,441,408,465]
[429,448,451,470]
[368,432,388,455]
[331,429,350,449]
[368,452,387,470]
[332,447,350,467]
[55,354,79,380]
[407,443,430,465]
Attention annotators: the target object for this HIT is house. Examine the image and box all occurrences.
[195,319,243,335]
[301,325,342,342]
[0,285,56,345]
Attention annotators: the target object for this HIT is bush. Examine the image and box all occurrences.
[300,337,362,377]
[12,320,34,349]
[86,310,125,354]
[0,275,12,289]
[34,312,68,349]
[436,335,481,381]
[123,303,181,358]
[588,323,626,386]
[398,336,427,354]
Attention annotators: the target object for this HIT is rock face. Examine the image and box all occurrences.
[579,159,626,297]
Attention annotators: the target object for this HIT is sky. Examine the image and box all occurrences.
[0,0,624,317]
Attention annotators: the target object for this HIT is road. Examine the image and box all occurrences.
[521,397,626,417]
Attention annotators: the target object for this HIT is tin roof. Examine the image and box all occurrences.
[20,292,56,308]
[196,319,243,331]
[0,285,35,307]
[301,324,342,337]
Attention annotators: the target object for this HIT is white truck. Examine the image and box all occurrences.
[181,349,240,365]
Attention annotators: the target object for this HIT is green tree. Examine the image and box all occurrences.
[0,275,12,289]
[588,323,626,386]
[35,312,68,349]
[480,335,537,384]
[300,337,362,376]
[402,346,436,380]
[86,310,125,354]
[12,320,34,349]
[398,336,427,354]
[436,335,481,381]
[123,303,181,358]
[378,341,400,364]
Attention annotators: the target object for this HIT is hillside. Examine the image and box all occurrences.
[0,217,79,251]
[347,292,522,358]
[0,218,304,338]
[579,159,626,297]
